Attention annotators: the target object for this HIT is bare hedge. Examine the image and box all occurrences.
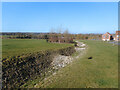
[2,46,75,88]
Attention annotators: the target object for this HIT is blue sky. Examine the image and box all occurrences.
[2,2,118,34]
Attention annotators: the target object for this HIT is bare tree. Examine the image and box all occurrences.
[63,29,69,37]
[56,25,63,34]
[64,29,69,34]
[50,27,55,33]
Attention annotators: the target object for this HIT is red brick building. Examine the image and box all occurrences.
[102,32,113,41]
[115,31,120,41]
[48,35,73,43]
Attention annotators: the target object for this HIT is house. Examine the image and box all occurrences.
[48,35,73,43]
[102,32,113,41]
[112,34,116,41]
[115,31,120,41]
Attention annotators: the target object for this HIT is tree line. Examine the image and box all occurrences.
[1,32,102,40]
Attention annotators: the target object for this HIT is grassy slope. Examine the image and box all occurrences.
[2,39,73,58]
[34,40,118,88]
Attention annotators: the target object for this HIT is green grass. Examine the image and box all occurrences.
[2,39,73,58]
[2,35,9,38]
[27,40,118,88]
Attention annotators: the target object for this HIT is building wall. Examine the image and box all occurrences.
[48,37,73,43]
[115,31,120,41]
[102,33,111,41]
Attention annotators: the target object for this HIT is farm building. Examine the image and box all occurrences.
[102,32,113,41]
[115,31,120,41]
[48,35,73,43]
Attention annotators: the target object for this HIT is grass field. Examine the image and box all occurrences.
[23,40,118,88]
[2,39,73,58]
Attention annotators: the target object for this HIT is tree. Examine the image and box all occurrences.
[44,34,49,39]
[63,29,69,37]
[85,36,88,39]
[50,27,55,33]
[64,29,69,34]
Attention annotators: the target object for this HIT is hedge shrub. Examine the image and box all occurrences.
[2,46,75,88]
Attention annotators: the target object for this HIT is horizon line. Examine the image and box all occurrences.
[0,31,117,34]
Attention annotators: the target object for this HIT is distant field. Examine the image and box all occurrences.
[2,39,73,58]
[24,40,118,88]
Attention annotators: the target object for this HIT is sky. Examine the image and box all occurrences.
[2,2,118,34]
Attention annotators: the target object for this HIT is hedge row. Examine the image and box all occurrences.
[2,46,75,88]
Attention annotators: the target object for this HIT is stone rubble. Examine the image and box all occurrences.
[51,41,86,70]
